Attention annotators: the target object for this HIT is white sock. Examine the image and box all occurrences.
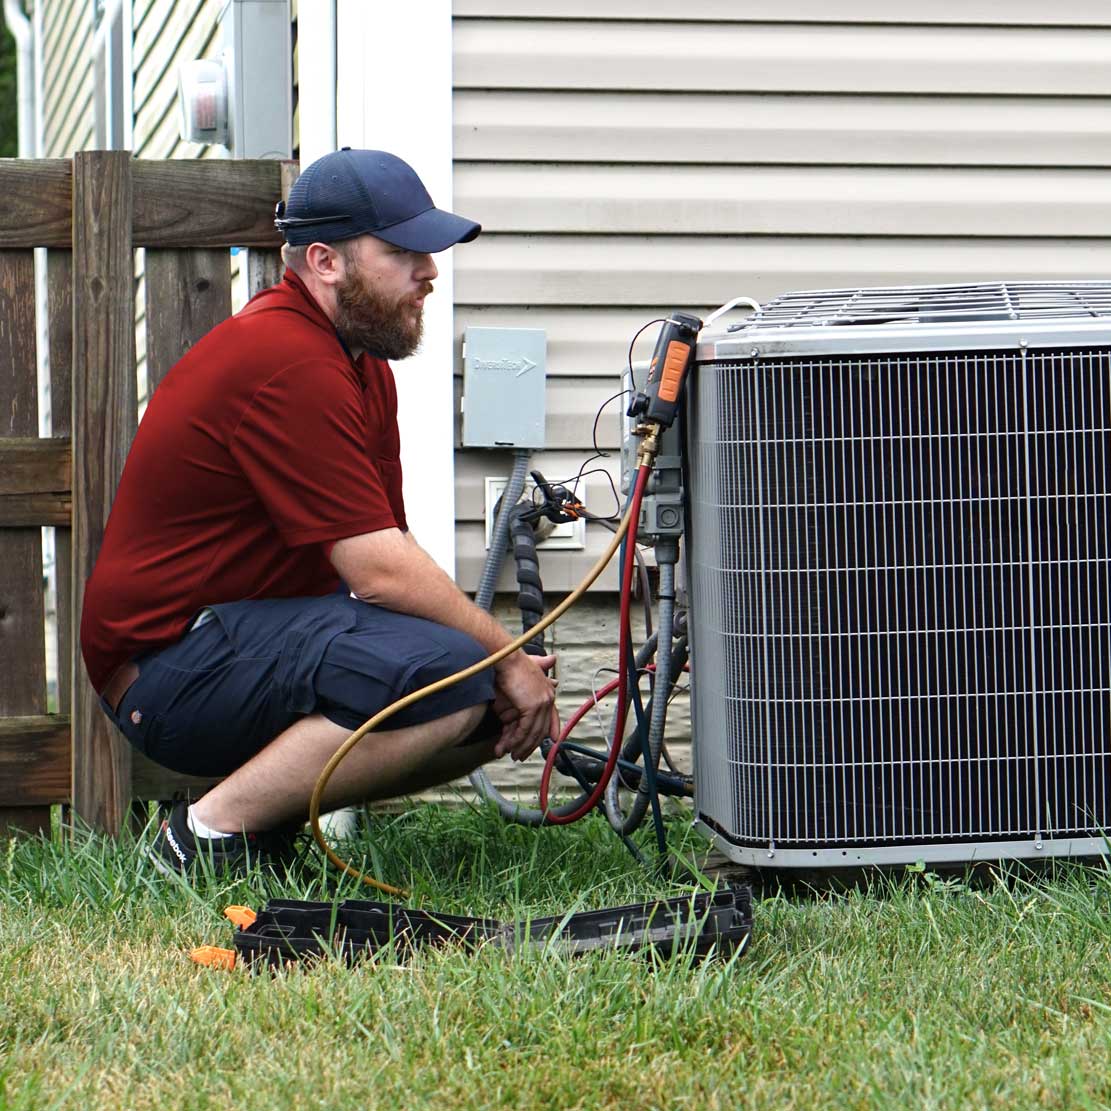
[186,804,236,841]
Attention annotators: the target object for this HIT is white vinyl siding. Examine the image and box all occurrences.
[457,93,1111,169]
[451,4,1111,596]
[41,1,93,156]
[454,22,1111,96]
[453,1,1111,23]
[452,3,1111,789]
[132,0,222,160]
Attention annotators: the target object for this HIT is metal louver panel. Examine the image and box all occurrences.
[688,319,1111,866]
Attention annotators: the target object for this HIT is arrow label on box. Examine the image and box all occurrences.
[473,355,537,377]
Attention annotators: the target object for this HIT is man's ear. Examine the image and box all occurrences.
[304,242,345,286]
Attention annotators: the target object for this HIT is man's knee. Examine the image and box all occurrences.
[315,606,496,733]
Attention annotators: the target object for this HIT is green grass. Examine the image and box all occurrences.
[3,806,1111,1111]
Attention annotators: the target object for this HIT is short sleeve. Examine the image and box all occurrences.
[229,359,400,546]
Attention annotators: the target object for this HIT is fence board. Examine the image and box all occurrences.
[0,438,70,525]
[246,249,283,298]
[0,716,70,805]
[49,250,73,722]
[0,159,297,250]
[131,754,220,801]
[0,156,312,831]
[0,438,70,492]
[71,152,136,835]
[144,249,233,392]
[246,163,299,297]
[0,160,71,248]
[132,160,287,248]
[0,249,49,834]
[0,493,69,528]
[0,160,291,249]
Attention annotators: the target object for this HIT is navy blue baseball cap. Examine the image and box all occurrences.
[274,148,481,252]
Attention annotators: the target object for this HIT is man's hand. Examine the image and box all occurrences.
[491,652,560,762]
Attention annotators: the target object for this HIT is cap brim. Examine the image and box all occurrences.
[373,207,482,253]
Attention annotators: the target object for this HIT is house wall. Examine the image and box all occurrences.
[40,0,93,156]
[451,1,1111,594]
[132,0,221,161]
[450,1,1111,797]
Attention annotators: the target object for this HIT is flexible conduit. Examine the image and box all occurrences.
[474,450,530,611]
[468,449,553,825]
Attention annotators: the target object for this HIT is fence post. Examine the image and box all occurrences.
[71,151,136,835]
[0,249,49,835]
[49,249,74,728]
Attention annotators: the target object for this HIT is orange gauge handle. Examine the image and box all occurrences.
[628,311,702,429]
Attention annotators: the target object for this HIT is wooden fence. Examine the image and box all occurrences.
[0,152,297,837]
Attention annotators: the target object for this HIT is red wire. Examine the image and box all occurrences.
[539,463,651,823]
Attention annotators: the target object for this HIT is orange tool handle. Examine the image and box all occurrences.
[635,311,702,428]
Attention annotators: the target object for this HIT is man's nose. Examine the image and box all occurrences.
[415,253,438,282]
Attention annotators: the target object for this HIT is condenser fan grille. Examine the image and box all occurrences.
[733,281,1111,329]
[687,345,1111,857]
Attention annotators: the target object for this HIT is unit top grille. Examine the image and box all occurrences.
[733,281,1111,330]
[701,281,1111,361]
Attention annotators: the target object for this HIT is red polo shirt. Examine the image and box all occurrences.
[80,269,407,692]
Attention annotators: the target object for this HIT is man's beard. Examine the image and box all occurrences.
[333,266,429,360]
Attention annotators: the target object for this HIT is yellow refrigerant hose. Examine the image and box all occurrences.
[308,476,648,897]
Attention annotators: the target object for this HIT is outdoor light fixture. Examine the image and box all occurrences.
[178,57,229,147]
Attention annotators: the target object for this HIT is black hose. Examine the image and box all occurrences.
[509,503,545,656]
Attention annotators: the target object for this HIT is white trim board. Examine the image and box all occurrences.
[335,0,458,574]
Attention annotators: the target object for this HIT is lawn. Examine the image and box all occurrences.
[2,805,1111,1111]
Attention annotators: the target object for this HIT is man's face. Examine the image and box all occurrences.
[331,235,438,360]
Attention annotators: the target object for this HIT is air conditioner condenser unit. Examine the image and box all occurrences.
[685,281,1111,869]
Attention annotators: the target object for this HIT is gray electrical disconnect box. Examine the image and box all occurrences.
[461,327,546,448]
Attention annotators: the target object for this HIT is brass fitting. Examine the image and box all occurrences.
[635,422,662,469]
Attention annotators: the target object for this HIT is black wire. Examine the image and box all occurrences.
[529,392,629,525]
[618,830,651,869]
[614,515,666,856]
[539,319,665,524]
[555,741,693,796]
[624,629,667,856]
[576,390,631,521]
[540,467,625,524]
[539,315,675,857]
[541,737,596,801]
[579,314,665,515]
[594,388,629,459]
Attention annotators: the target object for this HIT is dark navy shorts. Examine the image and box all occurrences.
[99,594,497,778]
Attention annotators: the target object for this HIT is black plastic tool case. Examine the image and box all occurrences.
[233,888,752,969]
